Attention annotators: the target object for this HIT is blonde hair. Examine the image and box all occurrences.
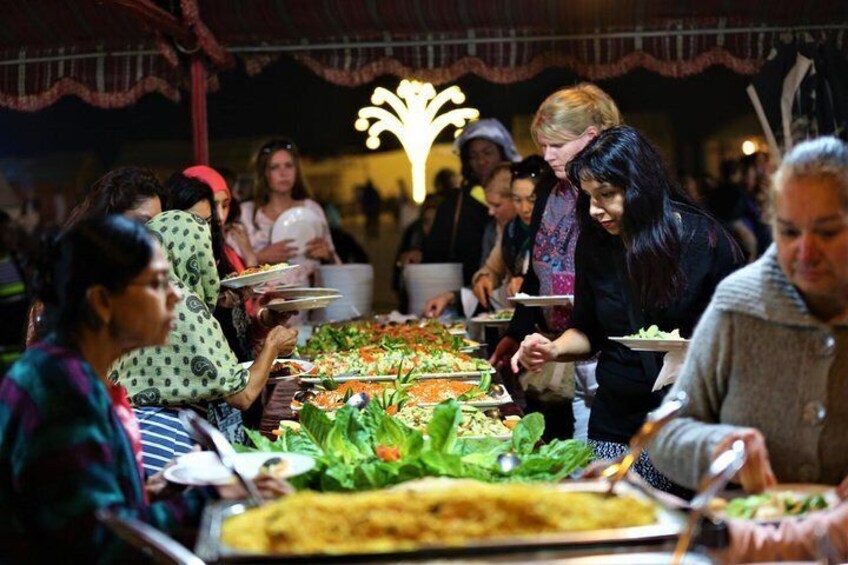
[482,162,514,197]
[531,83,622,144]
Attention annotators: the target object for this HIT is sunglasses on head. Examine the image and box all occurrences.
[260,139,298,155]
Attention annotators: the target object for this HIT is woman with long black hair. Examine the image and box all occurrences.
[513,125,743,489]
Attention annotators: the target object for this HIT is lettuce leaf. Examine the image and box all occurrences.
[426,400,462,453]
[510,412,544,454]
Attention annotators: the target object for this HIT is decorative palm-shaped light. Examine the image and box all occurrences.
[355,79,479,204]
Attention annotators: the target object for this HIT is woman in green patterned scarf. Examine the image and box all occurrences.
[112,210,296,475]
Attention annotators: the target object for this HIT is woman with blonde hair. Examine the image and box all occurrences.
[491,83,622,442]
[240,139,338,286]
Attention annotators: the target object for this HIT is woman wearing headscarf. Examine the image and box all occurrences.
[184,165,257,273]
[422,118,521,285]
[112,211,296,476]
[0,216,287,561]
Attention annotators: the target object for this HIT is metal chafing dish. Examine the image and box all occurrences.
[194,479,691,564]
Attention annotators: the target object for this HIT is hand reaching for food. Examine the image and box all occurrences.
[713,428,777,494]
[472,275,494,308]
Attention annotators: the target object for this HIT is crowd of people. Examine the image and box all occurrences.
[0,81,846,562]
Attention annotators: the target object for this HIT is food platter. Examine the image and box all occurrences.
[609,337,689,352]
[163,451,315,486]
[509,294,574,307]
[290,380,510,412]
[220,263,300,289]
[264,294,344,312]
[240,358,314,380]
[195,480,686,563]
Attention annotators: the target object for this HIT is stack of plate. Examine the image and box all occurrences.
[403,263,463,316]
[315,264,373,321]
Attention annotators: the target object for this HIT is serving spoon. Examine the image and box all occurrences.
[345,392,370,410]
[178,409,265,507]
[671,440,746,565]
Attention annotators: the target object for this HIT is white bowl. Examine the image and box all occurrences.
[403,262,463,315]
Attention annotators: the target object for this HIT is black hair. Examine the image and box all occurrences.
[569,125,692,308]
[33,216,154,337]
[65,167,164,228]
[163,172,235,278]
[459,139,509,187]
[510,155,551,184]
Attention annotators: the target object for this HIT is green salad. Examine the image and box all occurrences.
[625,325,682,340]
[723,491,830,520]
[239,399,593,492]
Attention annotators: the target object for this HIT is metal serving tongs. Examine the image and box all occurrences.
[178,409,265,507]
[670,439,747,565]
[600,391,689,494]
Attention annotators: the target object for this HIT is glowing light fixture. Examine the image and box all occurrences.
[741,139,757,156]
[355,79,479,204]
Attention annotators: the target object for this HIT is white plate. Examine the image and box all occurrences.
[270,206,324,255]
[609,337,689,352]
[257,286,341,298]
[220,263,300,289]
[508,294,573,307]
[470,312,513,325]
[265,294,344,312]
[164,451,315,486]
[711,484,838,523]
[240,358,314,380]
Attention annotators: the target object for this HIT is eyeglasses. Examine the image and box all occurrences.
[260,139,297,155]
[127,276,174,294]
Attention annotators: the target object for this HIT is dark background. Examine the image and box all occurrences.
[0,53,752,171]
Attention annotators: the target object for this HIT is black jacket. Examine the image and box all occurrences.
[572,208,743,443]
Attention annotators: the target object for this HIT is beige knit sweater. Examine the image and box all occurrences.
[651,245,848,489]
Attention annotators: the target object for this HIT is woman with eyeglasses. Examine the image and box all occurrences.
[241,139,339,286]
[512,126,743,490]
[0,216,288,561]
[112,211,297,476]
[472,156,554,308]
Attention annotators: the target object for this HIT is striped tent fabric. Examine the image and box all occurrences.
[0,0,845,110]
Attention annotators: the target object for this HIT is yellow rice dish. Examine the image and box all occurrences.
[221,481,657,556]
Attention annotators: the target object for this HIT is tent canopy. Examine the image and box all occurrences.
[1,0,846,111]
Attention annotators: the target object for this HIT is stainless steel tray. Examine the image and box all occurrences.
[195,480,687,563]
[290,381,513,412]
[299,368,495,384]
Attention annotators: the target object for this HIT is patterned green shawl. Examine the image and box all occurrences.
[111,211,248,407]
